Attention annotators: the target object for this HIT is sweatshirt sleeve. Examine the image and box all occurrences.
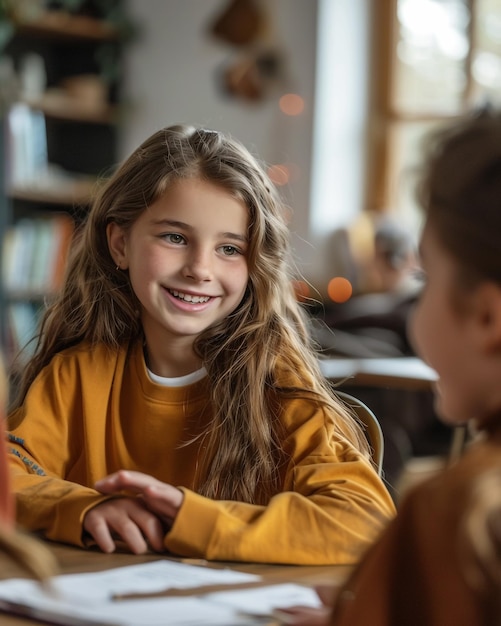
[331,452,494,626]
[6,354,114,547]
[165,398,396,565]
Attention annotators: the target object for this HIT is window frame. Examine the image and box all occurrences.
[367,0,482,220]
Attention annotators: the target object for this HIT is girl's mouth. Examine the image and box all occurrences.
[168,289,211,304]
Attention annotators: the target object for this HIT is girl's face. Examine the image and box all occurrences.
[108,178,249,374]
[410,222,495,425]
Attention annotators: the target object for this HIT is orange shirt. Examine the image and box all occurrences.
[7,340,395,564]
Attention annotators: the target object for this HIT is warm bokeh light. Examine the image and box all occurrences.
[327,277,353,303]
[279,93,305,116]
[292,280,310,302]
[283,161,301,182]
[267,164,289,186]
[268,162,301,187]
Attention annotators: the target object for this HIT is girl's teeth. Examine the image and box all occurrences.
[171,290,210,303]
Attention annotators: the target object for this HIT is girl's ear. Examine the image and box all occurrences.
[473,282,501,353]
[106,222,129,269]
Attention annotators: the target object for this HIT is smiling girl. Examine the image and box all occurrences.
[6,125,394,564]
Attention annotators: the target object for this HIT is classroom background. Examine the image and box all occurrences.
[0,0,496,495]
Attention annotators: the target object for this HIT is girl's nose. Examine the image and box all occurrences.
[182,249,213,281]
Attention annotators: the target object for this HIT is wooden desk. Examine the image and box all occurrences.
[319,356,438,391]
[0,542,352,625]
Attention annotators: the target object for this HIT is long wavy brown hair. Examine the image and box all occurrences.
[10,125,371,503]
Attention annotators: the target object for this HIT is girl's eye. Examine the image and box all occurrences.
[164,233,185,245]
[220,245,241,256]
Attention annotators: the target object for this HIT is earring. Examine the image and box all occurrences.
[116,263,121,271]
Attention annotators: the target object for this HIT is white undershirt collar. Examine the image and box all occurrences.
[146,366,207,387]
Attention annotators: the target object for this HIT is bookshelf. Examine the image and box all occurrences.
[0,1,130,362]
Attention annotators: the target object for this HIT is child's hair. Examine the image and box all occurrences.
[10,124,371,503]
[416,108,501,291]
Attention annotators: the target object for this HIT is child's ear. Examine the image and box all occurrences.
[473,282,501,352]
[106,222,129,269]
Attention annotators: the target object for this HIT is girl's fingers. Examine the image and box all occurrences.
[315,584,338,607]
[83,510,118,554]
[131,506,165,552]
[94,472,184,521]
[107,501,164,553]
[95,470,161,494]
[83,498,165,554]
[272,606,331,625]
[110,516,149,554]
[142,484,184,520]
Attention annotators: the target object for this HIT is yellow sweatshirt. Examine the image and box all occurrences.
[7,341,395,564]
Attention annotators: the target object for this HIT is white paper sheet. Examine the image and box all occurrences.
[0,587,257,625]
[0,560,320,625]
[50,559,260,604]
[207,583,323,616]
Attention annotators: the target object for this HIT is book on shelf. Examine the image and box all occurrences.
[5,302,40,359]
[2,218,38,294]
[6,102,48,187]
[6,102,99,205]
[2,213,75,297]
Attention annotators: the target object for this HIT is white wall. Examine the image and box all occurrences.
[310,0,373,291]
[121,0,370,294]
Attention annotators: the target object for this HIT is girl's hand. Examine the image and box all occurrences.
[272,606,331,625]
[272,585,338,625]
[83,497,165,554]
[94,470,184,527]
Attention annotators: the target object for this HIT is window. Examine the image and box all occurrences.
[370,0,501,231]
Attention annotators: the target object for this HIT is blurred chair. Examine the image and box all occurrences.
[336,390,384,476]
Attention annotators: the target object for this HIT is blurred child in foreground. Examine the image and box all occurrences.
[277,109,501,625]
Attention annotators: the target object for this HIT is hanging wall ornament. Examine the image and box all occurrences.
[219,48,283,102]
[210,0,266,46]
[209,0,287,104]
